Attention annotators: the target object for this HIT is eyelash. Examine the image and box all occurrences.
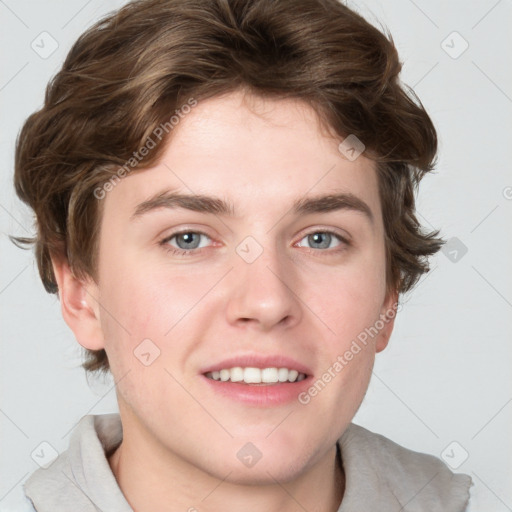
[159,229,350,257]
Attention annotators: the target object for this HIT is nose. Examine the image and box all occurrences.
[224,240,302,332]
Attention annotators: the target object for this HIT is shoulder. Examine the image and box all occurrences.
[22,413,128,512]
[338,423,473,511]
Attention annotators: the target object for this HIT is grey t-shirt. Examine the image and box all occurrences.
[22,413,472,511]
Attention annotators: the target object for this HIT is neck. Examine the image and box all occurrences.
[108,418,345,512]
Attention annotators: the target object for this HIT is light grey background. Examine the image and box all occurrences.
[1,1,511,510]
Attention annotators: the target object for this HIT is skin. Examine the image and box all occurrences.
[52,88,397,512]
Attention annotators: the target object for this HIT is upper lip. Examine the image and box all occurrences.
[200,354,313,376]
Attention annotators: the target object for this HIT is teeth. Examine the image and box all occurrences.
[288,370,299,382]
[205,367,307,384]
[230,367,244,382]
[244,367,261,383]
[261,367,278,383]
[278,368,289,382]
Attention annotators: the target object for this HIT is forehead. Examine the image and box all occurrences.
[103,90,381,224]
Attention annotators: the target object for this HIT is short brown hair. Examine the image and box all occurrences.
[12,0,443,374]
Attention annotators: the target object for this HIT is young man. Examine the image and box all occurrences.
[13,0,472,510]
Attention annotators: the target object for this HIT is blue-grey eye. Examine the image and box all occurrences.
[174,232,203,250]
[299,232,342,250]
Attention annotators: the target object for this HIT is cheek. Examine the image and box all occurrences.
[315,250,387,344]
[98,250,200,335]
[97,255,218,390]
[96,270,186,413]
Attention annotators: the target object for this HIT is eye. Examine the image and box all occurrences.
[296,230,348,252]
[160,230,212,256]
[159,228,349,257]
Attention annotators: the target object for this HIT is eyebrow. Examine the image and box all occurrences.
[130,189,374,223]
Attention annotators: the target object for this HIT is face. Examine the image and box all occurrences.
[72,89,396,483]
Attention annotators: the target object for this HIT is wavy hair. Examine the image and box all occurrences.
[12,0,443,374]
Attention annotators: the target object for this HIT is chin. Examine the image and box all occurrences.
[196,437,321,485]
[212,458,311,486]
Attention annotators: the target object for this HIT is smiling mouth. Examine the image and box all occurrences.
[204,366,308,385]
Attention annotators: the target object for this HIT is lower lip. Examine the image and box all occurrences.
[200,374,312,406]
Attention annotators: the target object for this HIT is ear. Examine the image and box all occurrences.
[51,256,105,351]
[375,288,399,353]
